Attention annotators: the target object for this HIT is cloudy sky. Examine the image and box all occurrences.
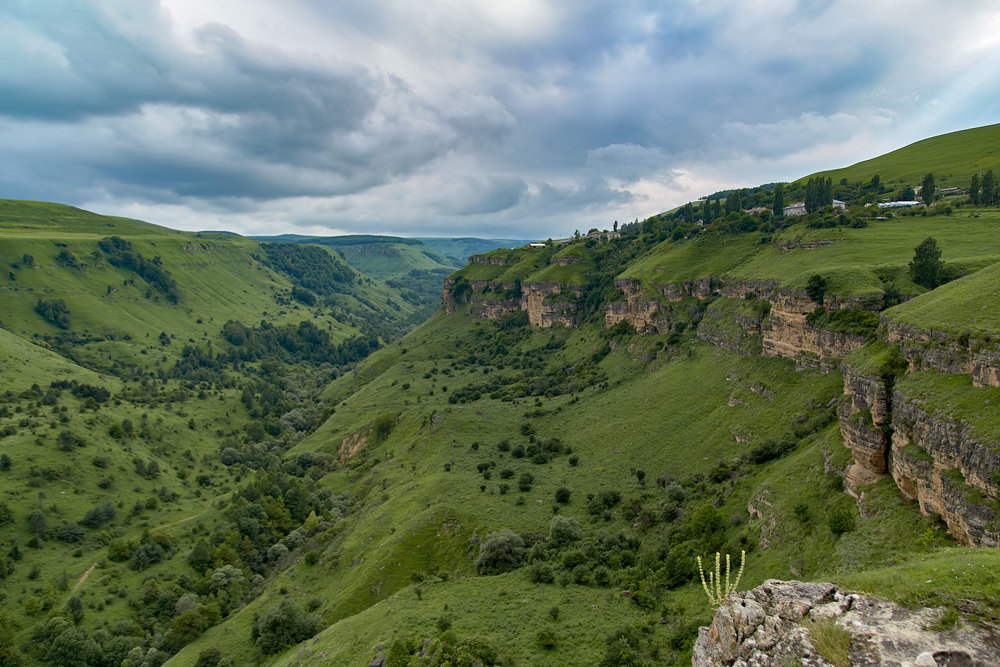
[2,1,999,239]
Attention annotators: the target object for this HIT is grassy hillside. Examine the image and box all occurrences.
[6,122,1000,667]
[807,122,1000,191]
[0,200,439,666]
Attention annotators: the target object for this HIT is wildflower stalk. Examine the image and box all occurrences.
[697,550,746,608]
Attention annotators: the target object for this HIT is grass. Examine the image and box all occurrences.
[884,260,1000,336]
[805,122,1000,191]
[895,370,1000,449]
[805,617,851,667]
[619,210,1000,298]
[834,547,1000,624]
[6,135,1000,667]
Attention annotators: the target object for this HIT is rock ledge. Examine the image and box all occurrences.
[692,579,999,666]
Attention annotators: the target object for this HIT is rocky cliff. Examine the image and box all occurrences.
[604,279,673,334]
[890,392,1000,547]
[838,355,1000,547]
[441,278,582,327]
[885,319,1000,388]
[761,291,868,370]
[692,579,1000,666]
[839,361,893,490]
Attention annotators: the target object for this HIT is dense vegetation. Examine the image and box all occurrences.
[3,124,1000,666]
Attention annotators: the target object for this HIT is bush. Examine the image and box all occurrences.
[252,597,318,655]
[527,562,555,584]
[555,487,571,504]
[34,299,71,329]
[536,628,557,650]
[130,542,164,570]
[517,472,534,492]
[828,506,855,536]
[475,529,525,575]
[55,522,85,543]
[548,515,581,547]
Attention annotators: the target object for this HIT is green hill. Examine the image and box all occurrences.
[806,122,1000,191]
[5,124,1000,667]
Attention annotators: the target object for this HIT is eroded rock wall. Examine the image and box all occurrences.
[889,393,1000,546]
[761,291,868,367]
[604,279,672,334]
[885,319,1000,388]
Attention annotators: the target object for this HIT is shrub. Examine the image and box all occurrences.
[475,529,525,575]
[555,487,571,504]
[55,522,85,543]
[252,597,318,655]
[548,515,581,547]
[130,542,164,570]
[517,472,534,492]
[828,506,854,535]
[536,628,557,650]
[527,562,555,584]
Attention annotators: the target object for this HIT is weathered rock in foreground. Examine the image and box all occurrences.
[692,579,1000,666]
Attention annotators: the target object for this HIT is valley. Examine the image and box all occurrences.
[2,125,1000,666]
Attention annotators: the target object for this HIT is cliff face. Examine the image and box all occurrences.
[838,363,892,490]
[890,394,1000,547]
[885,319,1000,388]
[692,579,999,666]
[604,279,672,334]
[838,357,1000,546]
[761,291,868,369]
[522,282,582,328]
[442,278,581,327]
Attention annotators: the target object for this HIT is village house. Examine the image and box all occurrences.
[783,202,806,216]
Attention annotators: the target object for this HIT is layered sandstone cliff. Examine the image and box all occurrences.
[885,319,1000,388]
[604,279,673,334]
[889,392,1000,546]
[761,291,868,369]
[441,278,582,327]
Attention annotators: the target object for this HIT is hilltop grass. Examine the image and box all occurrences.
[883,260,1000,336]
[619,210,1000,297]
[806,122,1000,191]
[834,547,1000,624]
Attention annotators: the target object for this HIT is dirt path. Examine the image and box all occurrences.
[69,561,98,596]
[63,510,207,604]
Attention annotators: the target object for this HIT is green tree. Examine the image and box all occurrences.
[909,237,943,288]
[982,170,997,205]
[970,173,981,205]
[475,529,525,574]
[805,274,828,305]
[252,597,318,655]
[921,173,936,205]
[772,183,785,217]
[548,515,581,547]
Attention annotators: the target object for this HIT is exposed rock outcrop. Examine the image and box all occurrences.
[604,279,672,334]
[443,278,581,327]
[890,392,1000,547]
[761,292,868,369]
[885,319,1000,388]
[839,362,893,491]
[693,579,1000,666]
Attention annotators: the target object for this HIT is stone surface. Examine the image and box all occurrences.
[693,580,1000,666]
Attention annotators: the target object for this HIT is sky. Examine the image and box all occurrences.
[2,1,1000,239]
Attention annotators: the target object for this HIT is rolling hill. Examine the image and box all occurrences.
[3,123,1000,667]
